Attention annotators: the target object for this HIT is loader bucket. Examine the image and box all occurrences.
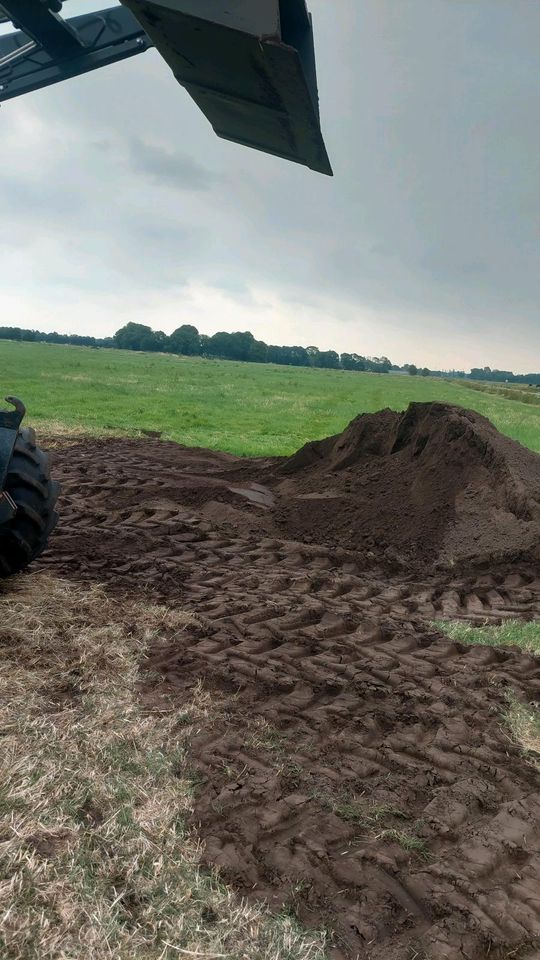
[120,0,332,175]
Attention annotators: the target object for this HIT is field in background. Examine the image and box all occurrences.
[458,378,540,407]
[1,340,539,455]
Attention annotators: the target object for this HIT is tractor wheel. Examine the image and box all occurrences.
[0,427,60,578]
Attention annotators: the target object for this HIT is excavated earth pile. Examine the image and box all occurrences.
[276,402,540,570]
[34,402,540,960]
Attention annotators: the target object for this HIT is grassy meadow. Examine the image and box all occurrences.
[0,340,539,455]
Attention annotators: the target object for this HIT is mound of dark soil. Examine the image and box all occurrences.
[275,402,540,570]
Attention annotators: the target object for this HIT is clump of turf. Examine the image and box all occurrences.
[436,619,540,656]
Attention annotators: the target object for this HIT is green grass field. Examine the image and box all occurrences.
[1,340,539,456]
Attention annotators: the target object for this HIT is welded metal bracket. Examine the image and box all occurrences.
[0,397,25,526]
[0,3,152,102]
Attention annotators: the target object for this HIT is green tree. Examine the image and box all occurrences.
[114,323,162,352]
[168,324,200,356]
[316,350,340,369]
[267,344,286,365]
[288,345,309,366]
[306,346,321,367]
[227,331,256,361]
[248,339,268,363]
[366,356,391,373]
[206,332,232,358]
[341,352,367,371]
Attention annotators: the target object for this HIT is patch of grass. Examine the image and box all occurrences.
[1,340,539,455]
[503,691,540,760]
[330,800,408,827]
[374,829,431,860]
[322,794,408,828]
[0,575,327,960]
[278,759,304,790]
[321,794,429,859]
[245,719,290,754]
[436,620,540,655]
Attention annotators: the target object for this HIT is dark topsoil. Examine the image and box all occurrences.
[33,402,540,960]
[46,401,540,576]
[270,401,540,571]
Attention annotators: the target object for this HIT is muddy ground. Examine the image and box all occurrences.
[35,404,540,959]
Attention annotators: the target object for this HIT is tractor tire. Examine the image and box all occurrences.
[0,427,60,578]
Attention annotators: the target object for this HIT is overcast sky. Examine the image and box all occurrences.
[2,0,539,371]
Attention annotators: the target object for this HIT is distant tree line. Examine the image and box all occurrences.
[468,366,540,386]
[0,326,115,349]
[0,323,538,383]
[113,322,398,372]
[0,322,400,373]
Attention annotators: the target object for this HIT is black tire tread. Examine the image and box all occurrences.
[0,429,60,577]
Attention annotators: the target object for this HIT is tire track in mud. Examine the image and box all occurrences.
[148,612,540,960]
[35,436,540,960]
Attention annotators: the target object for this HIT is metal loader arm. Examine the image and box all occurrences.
[0,1,151,101]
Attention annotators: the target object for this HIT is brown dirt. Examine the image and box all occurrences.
[34,402,540,960]
[276,402,540,571]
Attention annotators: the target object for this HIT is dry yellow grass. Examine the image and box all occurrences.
[504,692,540,761]
[0,575,327,960]
[35,423,122,449]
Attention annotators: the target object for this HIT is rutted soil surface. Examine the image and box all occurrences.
[35,403,540,959]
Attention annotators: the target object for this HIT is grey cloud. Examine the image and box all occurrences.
[129,136,220,191]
